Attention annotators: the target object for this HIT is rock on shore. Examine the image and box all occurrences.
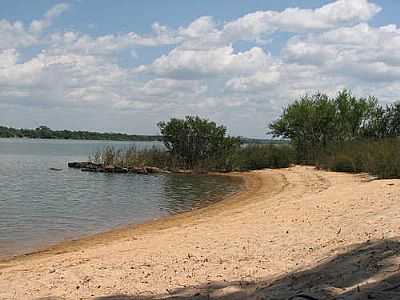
[68,162,170,174]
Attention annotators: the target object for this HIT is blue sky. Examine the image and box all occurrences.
[0,0,399,137]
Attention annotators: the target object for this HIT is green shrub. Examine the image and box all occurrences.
[90,143,295,172]
[316,139,400,179]
[230,144,295,171]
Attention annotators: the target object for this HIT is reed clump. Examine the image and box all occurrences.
[89,143,295,173]
[229,144,295,171]
[316,139,400,179]
[90,145,183,171]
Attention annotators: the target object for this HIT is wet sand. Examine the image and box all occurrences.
[1,166,400,299]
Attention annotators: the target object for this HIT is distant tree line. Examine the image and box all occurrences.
[0,125,162,142]
[0,124,277,145]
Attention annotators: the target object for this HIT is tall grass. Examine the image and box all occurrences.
[229,144,295,171]
[316,139,400,179]
[89,144,296,172]
[88,140,400,178]
[90,145,183,170]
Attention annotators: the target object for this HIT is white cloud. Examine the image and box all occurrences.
[194,0,381,47]
[0,20,37,49]
[136,46,275,79]
[47,23,180,57]
[283,23,400,82]
[225,69,281,93]
[29,3,70,33]
[179,16,217,39]
[0,3,69,50]
[2,0,400,137]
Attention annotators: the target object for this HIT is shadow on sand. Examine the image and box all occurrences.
[93,238,400,300]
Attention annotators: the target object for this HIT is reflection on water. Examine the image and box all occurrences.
[161,174,241,212]
[0,138,241,259]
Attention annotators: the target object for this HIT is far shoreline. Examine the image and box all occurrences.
[0,137,162,143]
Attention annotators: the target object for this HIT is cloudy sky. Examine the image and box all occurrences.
[0,0,399,137]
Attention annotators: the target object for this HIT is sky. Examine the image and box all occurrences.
[0,0,400,137]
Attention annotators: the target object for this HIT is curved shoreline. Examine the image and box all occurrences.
[4,166,398,299]
[0,171,265,266]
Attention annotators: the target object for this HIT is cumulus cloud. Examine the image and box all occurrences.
[225,70,281,93]
[283,23,400,82]
[0,20,37,49]
[48,23,180,56]
[29,3,70,33]
[136,46,275,79]
[180,0,381,48]
[0,3,69,50]
[2,0,400,136]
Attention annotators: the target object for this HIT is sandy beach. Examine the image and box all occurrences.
[1,166,400,299]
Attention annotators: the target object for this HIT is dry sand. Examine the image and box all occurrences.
[1,166,400,300]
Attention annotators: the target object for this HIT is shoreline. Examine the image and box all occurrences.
[0,171,258,265]
[2,166,400,299]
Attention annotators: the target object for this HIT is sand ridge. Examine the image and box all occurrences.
[1,166,400,299]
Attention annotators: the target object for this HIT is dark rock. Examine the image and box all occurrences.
[103,165,129,173]
[68,161,102,169]
[81,167,98,172]
[68,162,86,168]
[49,168,62,171]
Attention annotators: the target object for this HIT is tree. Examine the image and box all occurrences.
[157,116,240,169]
[363,102,400,138]
[269,90,380,163]
[333,90,377,141]
[269,93,337,162]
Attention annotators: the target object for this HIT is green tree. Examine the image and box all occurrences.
[333,90,377,141]
[269,93,337,162]
[269,90,379,163]
[157,116,240,169]
[363,102,400,138]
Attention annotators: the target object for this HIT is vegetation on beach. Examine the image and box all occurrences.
[270,89,400,178]
[89,143,294,173]
[89,145,180,171]
[88,116,293,173]
[316,139,400,179]
[157,116,240,170]
[79,88,400,178]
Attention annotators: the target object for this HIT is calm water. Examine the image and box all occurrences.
[0,138,241,259]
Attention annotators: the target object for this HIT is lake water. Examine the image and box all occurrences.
[0,138,241,259]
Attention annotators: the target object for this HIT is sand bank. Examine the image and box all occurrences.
[1,166,400,299]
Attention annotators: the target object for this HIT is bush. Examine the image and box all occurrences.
[89,143,295,172]
[230,144,295,171]
[316,139,400,178]
[90,145,183,170]
[158,116,240,169]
